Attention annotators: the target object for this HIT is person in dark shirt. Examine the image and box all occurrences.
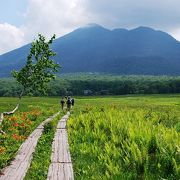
[66,96,72,111]
[60,97,65,110]
[71,98,75,106]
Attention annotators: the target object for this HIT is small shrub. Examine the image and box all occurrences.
[44,121,55,134]
[148,136,159,154]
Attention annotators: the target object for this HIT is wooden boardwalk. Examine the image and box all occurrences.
[47,113,74,180]
[0,112,60,180]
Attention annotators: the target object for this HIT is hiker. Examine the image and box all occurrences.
[66,96,72,111]
[60,97,65,110]
[71,98,75,107]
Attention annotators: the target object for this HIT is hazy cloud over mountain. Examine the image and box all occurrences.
[84,0,180,29]
[0,0,180,54]
[0,23,24,54]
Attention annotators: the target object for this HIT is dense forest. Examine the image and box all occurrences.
[0,74,180,97]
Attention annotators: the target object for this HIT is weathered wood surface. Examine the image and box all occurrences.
[1,104,20,134]
[0,112,60,180]
[57,121,66,129]
[0,104,20,126]
[0,113,3,125]
[0,113,4,134]
[48,163,74,180]
[3,104,19,115]
[47,113,74,180]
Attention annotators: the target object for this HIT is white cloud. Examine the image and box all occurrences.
[22,0,180,42]
[83,0,180,30]
[1,0,180,54]
[0,23,25,54]
[171,28,180,41]
[22,0,88,41]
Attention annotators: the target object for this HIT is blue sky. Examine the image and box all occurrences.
[0,0,180,55]
[0,0,27,26]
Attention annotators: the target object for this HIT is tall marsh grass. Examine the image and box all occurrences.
[68,97,180,179]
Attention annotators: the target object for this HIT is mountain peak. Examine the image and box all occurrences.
[84,23,103,28]
[80,23,109,31]
[131,26,155,32]
[70,23,110,35]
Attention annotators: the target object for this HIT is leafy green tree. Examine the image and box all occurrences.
[12,34,60,97]
[0,34,60,132]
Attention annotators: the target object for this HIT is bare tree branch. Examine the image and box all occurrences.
[0,113,3,125]
[3,104,19,115]
[0,113,5,134]
[0,89,23,134]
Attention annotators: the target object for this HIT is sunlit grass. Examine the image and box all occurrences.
[0,97,61,170]
[68,94,180,179]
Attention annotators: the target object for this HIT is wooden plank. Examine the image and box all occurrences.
[57,121,66,129]
[47,113,74,180]
[0,112,60,180]
[51,130,71,163]
[48,163,74,180]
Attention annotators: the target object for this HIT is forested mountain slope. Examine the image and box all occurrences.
[0,24,180,77]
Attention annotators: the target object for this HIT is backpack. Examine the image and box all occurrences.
[67,99,71,105]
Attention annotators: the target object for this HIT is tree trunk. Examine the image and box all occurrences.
[0,89,24,134]
[0,113,3,125]
[0,113,5,134]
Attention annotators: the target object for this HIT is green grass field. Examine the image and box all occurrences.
[0,95,180,179]
[0,97,60,170]
[68,95,180,179]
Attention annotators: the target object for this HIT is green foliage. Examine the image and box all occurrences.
[0,97,60,170]
[0,74,180,97]
[44,121,55,134]
[12,34,60,95]
[0,96,180,179]
[68,96,180,179]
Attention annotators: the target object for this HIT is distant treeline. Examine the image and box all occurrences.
[0,74,180,96]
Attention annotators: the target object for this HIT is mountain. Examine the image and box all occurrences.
[0,24,180,77]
